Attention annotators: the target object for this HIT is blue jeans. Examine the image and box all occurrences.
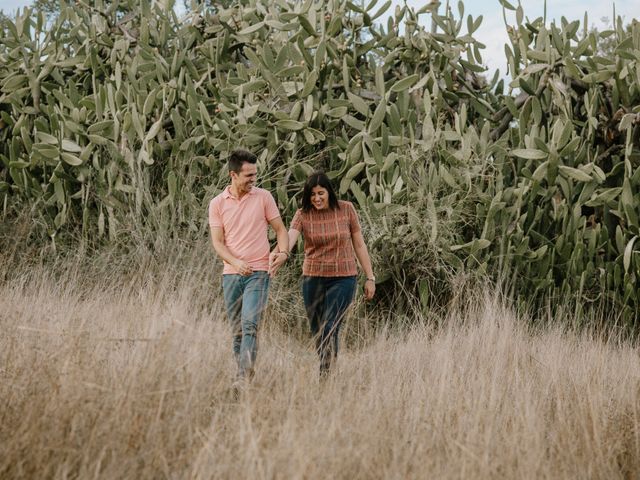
[222,271,270,378]
[302,276,357,374]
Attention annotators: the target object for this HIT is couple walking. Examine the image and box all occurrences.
[209,149,375,384]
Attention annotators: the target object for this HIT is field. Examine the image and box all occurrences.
[1,248,639,479]
[2,1,640,477]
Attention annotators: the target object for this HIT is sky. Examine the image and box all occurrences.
[1,0,638,77]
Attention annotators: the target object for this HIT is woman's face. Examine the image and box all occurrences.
[310,186,329,210]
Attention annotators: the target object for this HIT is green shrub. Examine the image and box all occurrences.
[1,1,638,324]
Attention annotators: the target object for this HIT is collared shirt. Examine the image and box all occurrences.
[290,200,361,277]
[208,186,281,274]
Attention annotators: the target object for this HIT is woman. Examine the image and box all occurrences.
[270,172,375,375]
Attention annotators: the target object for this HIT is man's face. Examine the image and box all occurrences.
[230,162,257,194]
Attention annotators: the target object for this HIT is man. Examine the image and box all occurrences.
[208,149,288,386]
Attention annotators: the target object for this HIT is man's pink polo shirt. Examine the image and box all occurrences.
[208,186,281,275]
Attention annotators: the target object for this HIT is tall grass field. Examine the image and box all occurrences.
[2,1,640,477]
[1,248,639,479]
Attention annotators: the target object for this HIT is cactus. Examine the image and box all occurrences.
[0,1,638,323]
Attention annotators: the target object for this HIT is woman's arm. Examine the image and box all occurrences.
[351,230,375,300]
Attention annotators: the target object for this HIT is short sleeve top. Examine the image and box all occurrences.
[290,200,361,277]
[208,186,280,274]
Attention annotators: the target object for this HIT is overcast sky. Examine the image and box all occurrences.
[2,0,637,77]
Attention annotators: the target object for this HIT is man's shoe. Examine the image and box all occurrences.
[231,378,247,400]
[231,380,241,400]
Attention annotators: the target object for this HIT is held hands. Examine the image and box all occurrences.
[268,251,288,276]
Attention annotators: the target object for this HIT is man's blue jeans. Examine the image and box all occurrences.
[301,276,357,374]
[222,271,270,379]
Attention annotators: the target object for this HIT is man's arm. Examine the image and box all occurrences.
[267,216,289,276]
[210,226,253,275]
[270,216,289,254]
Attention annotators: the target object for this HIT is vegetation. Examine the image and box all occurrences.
[0,0,639,323]
[1,3,639,474]
[1,260,639,478]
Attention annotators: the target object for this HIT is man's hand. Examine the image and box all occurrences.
[268,252,287,276]
[233,259,253,276]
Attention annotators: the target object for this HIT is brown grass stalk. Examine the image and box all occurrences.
[1,266,639,479]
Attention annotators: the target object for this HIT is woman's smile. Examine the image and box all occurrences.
[311,186,329,210]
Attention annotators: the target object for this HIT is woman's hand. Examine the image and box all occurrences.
[364,278,375,300]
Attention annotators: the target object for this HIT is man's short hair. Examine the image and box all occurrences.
[228,149,257,174]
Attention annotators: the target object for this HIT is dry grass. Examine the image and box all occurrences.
[1,264,639,479]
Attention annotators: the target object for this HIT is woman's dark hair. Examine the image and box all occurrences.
[301,171,340,212]
[228,149,257,174]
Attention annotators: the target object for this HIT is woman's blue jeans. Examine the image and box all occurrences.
[222,271,270,379]
[302,276,356,374]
